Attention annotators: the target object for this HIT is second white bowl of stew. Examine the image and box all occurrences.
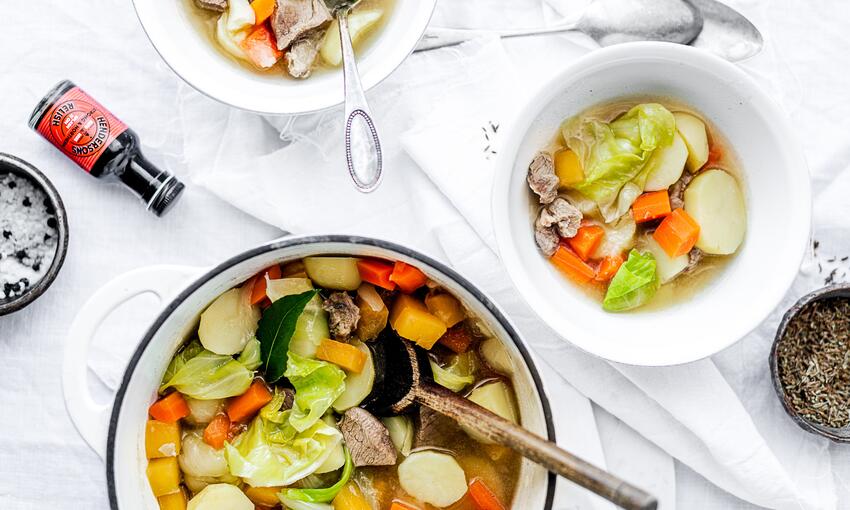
[493,42,811,366]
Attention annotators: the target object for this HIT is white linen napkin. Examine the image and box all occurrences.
[180,0,849,508]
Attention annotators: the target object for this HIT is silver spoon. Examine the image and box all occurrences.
[416,0,703,52]
[325,0,383,192]
[688,0,763,61]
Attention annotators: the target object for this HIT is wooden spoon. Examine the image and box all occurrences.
[365,334,658,510]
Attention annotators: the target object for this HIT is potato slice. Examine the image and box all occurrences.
[462,381,518,444]
[674,112,709,172]
[684,169,746,255]
[187,484,253,510]
[320,10,384,67]
[198,286,260,355]
[304,257,362,291]
[398,450,468,507]
[643,133,688,191]
[643,235,689,283]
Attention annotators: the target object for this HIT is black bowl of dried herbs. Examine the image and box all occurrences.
[771,285,850,442]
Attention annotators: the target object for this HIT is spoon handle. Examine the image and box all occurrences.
[415,383,658,510]
[338,13,383,192]
[415,24,579,52]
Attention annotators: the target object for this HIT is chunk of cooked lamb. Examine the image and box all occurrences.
[323,292,360,339]
[339,408,398,467]
[683,247,704,275]
[286,29,325,79]
[527,151,559,204]
[194,0,227,12]
[669,171,694,210]
[271,0,332,51]
[534,197,583,256]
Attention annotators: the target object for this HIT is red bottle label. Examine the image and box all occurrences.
[35,86,128,172]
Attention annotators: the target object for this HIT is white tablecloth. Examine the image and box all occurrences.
[1,1,850,509]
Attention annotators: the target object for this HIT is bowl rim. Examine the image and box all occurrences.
[131,0,438,115]
[0,153,69,316]
[105,234,557,509]
[492,41,812,366]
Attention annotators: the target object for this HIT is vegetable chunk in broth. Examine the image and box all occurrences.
[183,0,395,80]
[144,256,522,509]
[528,98,746,312]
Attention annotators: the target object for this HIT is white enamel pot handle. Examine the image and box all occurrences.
[62,265,202,459]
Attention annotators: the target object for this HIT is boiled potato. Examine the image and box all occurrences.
[644,236,689,283]
[479,337,513,376]
[320,10,384,66]
[187,484,253,510]
[674,112,709,172]
[644,133,688,191]
[198,286,260,355]
[303,257,362,291]
[463,381,518,444]
[684,169,746,255]
[398,450,468,507]
[332,341,375,412]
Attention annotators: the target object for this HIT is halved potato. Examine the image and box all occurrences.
[187,484,253,510]
[684,169,746,255]
[674,112,709,172]
[398,450,468,507]
[304,257,362,291]
[643,235,689,283]
[198,286,260,355]
[320,10,384,67]
[643,133,688,191]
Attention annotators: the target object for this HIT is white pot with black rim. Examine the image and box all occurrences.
[62,235,557,509]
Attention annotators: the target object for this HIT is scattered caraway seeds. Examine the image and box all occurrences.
[777,296,850,429]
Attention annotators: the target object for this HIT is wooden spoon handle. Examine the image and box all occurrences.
[415,383,658,510]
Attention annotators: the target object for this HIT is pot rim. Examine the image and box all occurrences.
[106,234,557,509]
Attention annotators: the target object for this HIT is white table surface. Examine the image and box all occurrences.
[1,1,850,509]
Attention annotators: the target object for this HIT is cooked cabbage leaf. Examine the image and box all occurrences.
[563,103,675,214]
[238,337,262,371]
[603,249,660,312]
[281,448,353,503]
[159,342,255,400]
[430,353,476,393]
[285,353,347,432]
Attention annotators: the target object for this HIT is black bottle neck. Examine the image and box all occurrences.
[121,151,185,217]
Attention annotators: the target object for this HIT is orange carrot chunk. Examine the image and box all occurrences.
[316,339,367,373]
[389,261,428,293]
[149,392,190,423]
[250,0,276,24]
[469,478,506,510]
[203,413,232,450]
[226,380,273,423]
[250,265,283,305]
[357,259,396,290]
[653,208,701,258]
[239,23,283,69]
[551,246,595,284]
[595,254,624,282]
[567,225,605,261]
[632,190,672,223]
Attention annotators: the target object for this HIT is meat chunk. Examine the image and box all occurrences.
[683,247,704,275]
[339,408,398,467]
[527,151,559,204]
[669,171,694,210]
[271,0,332,51]
[323,292,360,339]
[194,0,227,12]
[534,197,583,256]
[414,407,457,449]
[286,29,325,79]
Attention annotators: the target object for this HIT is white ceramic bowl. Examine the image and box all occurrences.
[492,42,811,366]
[132,0,436,114]
[63,236,556,509]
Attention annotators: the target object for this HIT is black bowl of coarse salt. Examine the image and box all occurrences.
[0,153,68,316]
[770,285,850,442]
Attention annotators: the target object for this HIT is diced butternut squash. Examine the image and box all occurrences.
[158,489,188,510]
[245,486,283,507]
[333,482,372,510]
[390,294,447,350]
[146,420,181,459]
[317,339,368,373]
[425,293,465,328]
[554,149,584,187]
[147,457,181,497]
[355,284,389,341]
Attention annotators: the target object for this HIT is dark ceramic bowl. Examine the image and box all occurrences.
[769,284,850,442]
[0,153,69,316]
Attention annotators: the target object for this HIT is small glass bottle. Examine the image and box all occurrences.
[29,80,185,216]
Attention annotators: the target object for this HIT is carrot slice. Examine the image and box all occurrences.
[357,259,396,290]
[438,324,474,354]
[567,225,605,261]
[316,339,367,373]
[632,190,672,223]
[653,208,700,257]
[149,392,190,423]
[239,23,283,69]
[250,0,276,24]
[226,380,273,423]
[551,246,595,284]
[390,502,420,510]
[203,413,232,450]
[389,261,428,293]
[469,478,506,510]
[595,255,624,282]
[250,265,283,305]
